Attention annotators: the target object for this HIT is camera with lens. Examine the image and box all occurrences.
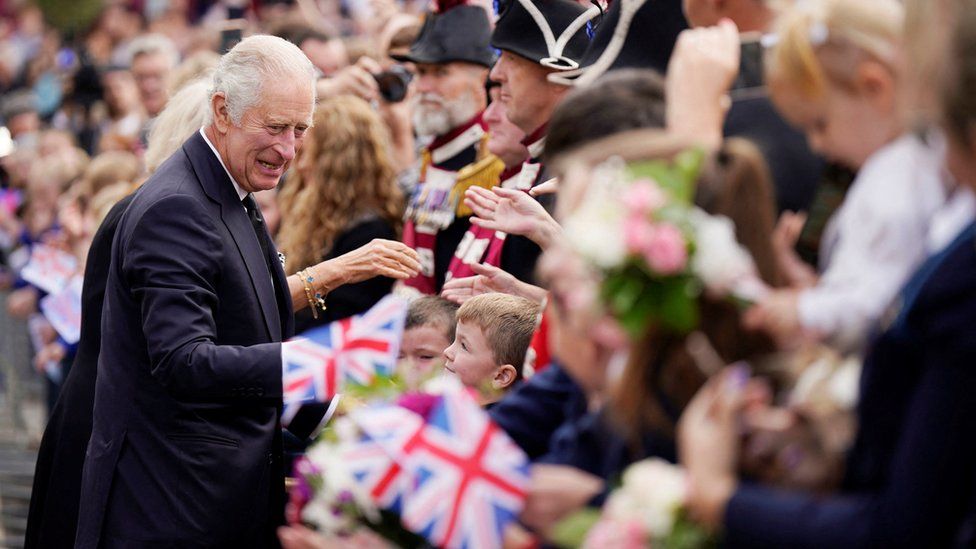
[373,65,413,103]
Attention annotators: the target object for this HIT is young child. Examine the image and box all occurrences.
[748,0,951,352]
[400,296,459,382]
[443,292,541,403]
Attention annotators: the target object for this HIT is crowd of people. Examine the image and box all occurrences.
[2,0,976,546]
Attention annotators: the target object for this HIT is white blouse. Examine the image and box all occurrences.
[797,132,950,351]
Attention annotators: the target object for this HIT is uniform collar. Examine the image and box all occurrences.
[427,112,488,166]
[521,123,548,160]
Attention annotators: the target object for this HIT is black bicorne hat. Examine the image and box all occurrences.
[393,4,495,68]
[490,0,601,71]
[549,0,687,86]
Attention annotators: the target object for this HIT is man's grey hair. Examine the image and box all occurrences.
[127,33,180,69]
[205,35,317,126]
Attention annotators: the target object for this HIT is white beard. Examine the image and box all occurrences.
[412,90,480,139]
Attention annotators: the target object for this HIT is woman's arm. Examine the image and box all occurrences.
[287,238,420,313]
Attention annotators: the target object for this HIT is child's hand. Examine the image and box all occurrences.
[772,211,818,288]
[441,262,519,304]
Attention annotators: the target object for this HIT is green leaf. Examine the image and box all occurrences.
[663,510,714,549]
[673,148,706,197]
[658,277,700,333]
[550,508,603,549]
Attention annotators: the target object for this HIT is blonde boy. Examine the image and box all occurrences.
[443,293,541,401]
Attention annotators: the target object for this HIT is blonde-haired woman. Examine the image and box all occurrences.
[278,94,409,332]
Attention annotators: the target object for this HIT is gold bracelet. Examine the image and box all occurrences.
[298,268,327,319]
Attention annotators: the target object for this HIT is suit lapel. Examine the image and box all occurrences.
[270,243,295,339]
[183,132,282,342]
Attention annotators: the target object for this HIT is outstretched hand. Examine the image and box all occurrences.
[677,365,747,529]
[772,211,818,288]
[322,238,421,288]
[465,186,561,249]
[441,262,521,304]
[520,464,604,539]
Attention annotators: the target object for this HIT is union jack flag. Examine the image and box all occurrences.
[354,391,530,549]
[345,406,425,512]
[282,295,408,424]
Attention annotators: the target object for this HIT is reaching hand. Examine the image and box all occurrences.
[772,211,818,288]
[742,289,817,349]
[441,262,520,304]
[319,239,421,289]
[465,186,561,249]
[279,525,393,549]
[6,286,39,318]
[677,365,746,529]
[520,464,604,539]
[666,18,741,149]
[34,341,66,373]
[528,178,558,197]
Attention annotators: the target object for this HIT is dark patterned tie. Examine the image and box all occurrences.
[242,193,275,280]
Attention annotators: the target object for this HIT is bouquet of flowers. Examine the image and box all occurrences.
[562,150,766,337]
[282,295,531,549]
[554,459,711,549]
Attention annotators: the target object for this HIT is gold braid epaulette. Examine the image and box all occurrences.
[451,132,504,217]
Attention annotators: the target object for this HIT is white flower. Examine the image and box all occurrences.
[604,458,688,539]
[421,372,464,395]
[302,420,381,532]
[828,357,862,410]
[564,158,630,269]
[690,209,764,299]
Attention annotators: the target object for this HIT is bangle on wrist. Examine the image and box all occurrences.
[298,267,327,319]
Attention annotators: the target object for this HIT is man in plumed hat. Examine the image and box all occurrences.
[396,0,500,294]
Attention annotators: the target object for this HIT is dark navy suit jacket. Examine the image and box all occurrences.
[75,132,294,548]
[724,222,976,548]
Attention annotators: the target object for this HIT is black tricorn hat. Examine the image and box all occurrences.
[393,4,495,68]
[490,0,600,71]
[549,0,687,85]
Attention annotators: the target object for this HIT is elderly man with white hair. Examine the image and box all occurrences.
[72,36,343,548]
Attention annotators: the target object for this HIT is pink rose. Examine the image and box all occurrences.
[624,215,655,255]
[583,517,648,549]
[624,179,666,216]
[642,223,688,275]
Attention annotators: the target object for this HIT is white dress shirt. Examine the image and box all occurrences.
[798,132,948,351]
[199,128,248,202]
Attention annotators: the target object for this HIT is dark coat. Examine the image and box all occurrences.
[25,195,132,549]
[724,222,976,548]
[75,132,294,548]
[488,362,587,460]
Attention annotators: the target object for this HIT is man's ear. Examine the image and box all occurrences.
[211,93,232,134]
[491,364,518,390]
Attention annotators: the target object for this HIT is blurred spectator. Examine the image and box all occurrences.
[166,50,219,95]
[272,23,350,77]
[97,66,145,152]
[144,78,211,172]
[128,34,180,119]
[2,90,41,144]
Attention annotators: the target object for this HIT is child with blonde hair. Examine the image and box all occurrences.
[443,292,540,404]
[747,0,954,351]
